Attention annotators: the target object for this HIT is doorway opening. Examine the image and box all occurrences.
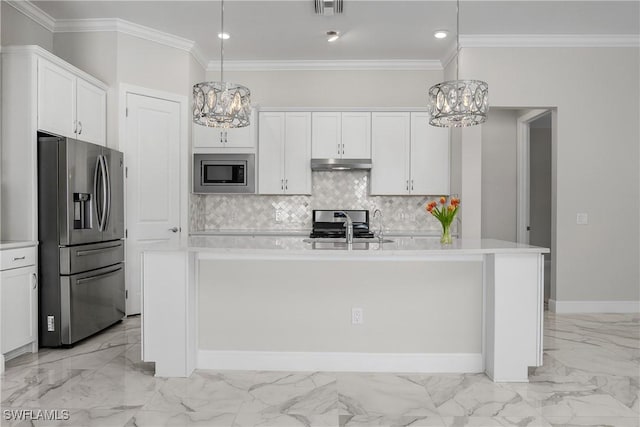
[517,109,554,304]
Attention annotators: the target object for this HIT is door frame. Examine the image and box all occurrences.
[118,84,189,315]
[516,108,550,244]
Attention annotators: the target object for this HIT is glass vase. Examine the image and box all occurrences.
[440,223,452,244]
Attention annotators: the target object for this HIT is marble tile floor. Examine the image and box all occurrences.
[1,312,638,427]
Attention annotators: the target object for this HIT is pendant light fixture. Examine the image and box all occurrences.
[428,0,488,127]
[193,0,251,128]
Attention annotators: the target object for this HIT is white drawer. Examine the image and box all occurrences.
[1,247,36,271]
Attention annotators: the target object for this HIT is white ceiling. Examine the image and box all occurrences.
[31,1,640,62]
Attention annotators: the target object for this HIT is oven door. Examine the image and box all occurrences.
[193,154,255,193]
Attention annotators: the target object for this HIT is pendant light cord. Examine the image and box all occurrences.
[456,0,460,81]
[220,0,225,82]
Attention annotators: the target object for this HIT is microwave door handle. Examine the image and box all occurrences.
[94,156,103,231]
[102,155,111,230]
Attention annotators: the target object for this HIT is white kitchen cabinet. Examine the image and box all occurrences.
[371,112,449,195]
[192,108,257,151]
[38,57,107,146]
[311,112,371,159]
[371,112,411,195]
[258,112,311,195]
[1,245,38,365]
[76,78,107,146]
[37,59,76,139]
[410,112,450,195]
[2,46,109,242]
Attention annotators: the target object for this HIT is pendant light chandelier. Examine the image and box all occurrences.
[428,0,488,127]
[193,0,251,128]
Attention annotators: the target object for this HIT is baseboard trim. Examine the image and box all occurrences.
[549,299,640,313]
[197,350,483,373]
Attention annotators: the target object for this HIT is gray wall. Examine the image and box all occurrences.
[207,69,443,108]
[1,2,53,51]
[529,121,552,251]
[52,31,206,149]
[481,109,518,242]
[464,47,640,303]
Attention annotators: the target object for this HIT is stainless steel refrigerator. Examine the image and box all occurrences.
[38,135,125,347]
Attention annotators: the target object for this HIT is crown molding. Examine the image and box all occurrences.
[55,17,208,70]
[190,45,209,71]
[207,59,443,72]
[55,18,197,52]
[460,34,640,48]
[5,0,56,32]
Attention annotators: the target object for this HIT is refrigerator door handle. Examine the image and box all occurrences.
[99,155,108,231]
[102,155,111,230]
[94,156,103,231]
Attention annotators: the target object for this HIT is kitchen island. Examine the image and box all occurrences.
[141,235,548,382]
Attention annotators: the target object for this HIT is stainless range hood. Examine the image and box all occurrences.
[310,158,372,171]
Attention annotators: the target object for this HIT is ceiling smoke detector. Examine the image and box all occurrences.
[314,0,343,16]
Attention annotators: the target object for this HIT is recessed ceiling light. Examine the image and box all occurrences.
[326,30,340,42]
[433,30,448,39]
[218,32,230,40]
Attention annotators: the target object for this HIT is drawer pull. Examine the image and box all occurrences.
[13,256,26,261]
[76,244,122,257]
[32,273,38,289]
[76,268,122,285]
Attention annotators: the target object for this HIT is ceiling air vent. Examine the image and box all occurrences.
[314,0,343,16]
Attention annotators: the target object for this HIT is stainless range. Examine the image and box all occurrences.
[309,210,375,239]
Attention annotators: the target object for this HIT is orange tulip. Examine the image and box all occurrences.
[447,205,455,212]
[440,196,446,205]
[451,197,460,207]
[427,205,434,213]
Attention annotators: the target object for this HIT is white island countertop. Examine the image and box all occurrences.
[144,235,549,256]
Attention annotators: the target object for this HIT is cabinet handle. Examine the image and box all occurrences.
[78,121,83,135]
[73,120,78,134]
[225,131,228,143]
[342,144,345,155]
[338,144,341,155]
[406,180,409,191]
[220,131,224,144]
[32,273,38,289]
[281,179,284,190]
[285,179,288,190]
[411,180,414,191]
[13,256,26,261]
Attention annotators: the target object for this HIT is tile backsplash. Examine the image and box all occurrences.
[191,171,449,232]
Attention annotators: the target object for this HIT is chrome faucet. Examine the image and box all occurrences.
[337,211,354,244]
[373,209,384,241]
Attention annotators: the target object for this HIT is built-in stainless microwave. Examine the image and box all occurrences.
[193,153,255,193]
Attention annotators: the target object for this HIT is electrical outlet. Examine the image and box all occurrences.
[576,213,588,225]
[47,315,55,331]
[275,210,283,223]
[351,307,363,325]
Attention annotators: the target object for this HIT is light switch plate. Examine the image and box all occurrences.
[576,213,588,225]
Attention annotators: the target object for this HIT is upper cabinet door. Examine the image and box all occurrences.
[193,108,256,150]
[76,78,107,146]
[371,112,410,195]
[284,112,312,194]
[311,112,341,159]
[225,109,257,148]
[192,125,225,148]
[38,59,76,138]
[258,112,286,194]
[341,112,371,159]
[410,112,450,195]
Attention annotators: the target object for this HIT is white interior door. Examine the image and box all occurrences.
[125,93,181,315]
